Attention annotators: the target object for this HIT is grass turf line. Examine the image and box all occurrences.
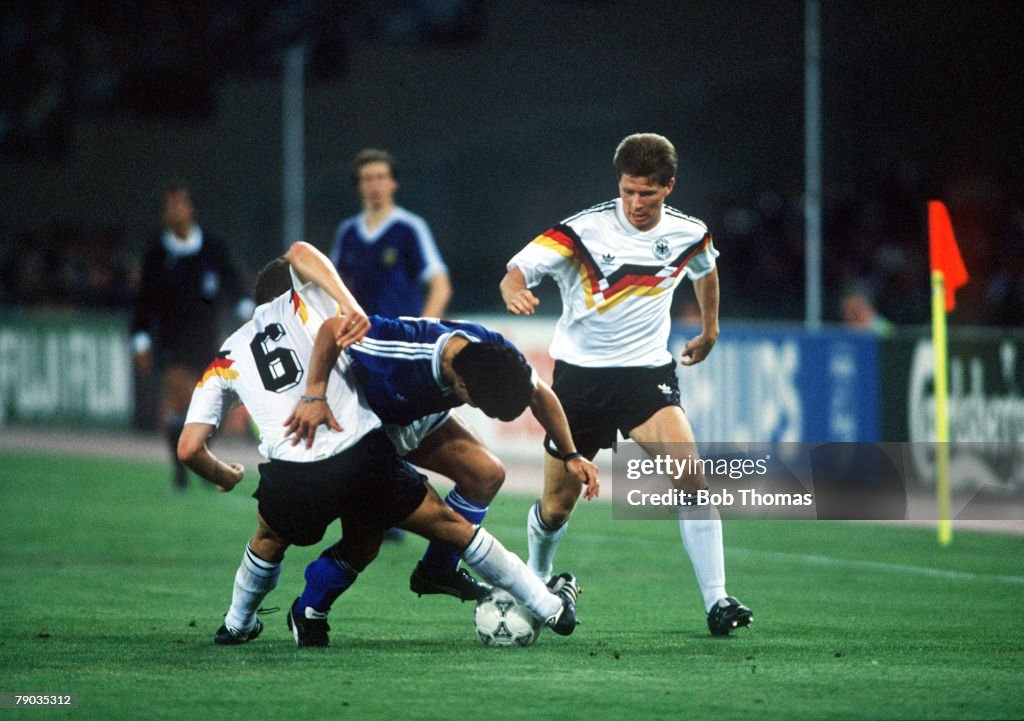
[0,451,1021,720]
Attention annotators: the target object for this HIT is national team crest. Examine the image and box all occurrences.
[652,238,671,261]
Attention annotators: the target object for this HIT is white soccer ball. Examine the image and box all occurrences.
[474,588,542,647]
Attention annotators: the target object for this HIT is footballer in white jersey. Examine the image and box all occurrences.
[500,132,751,638]
[179,253,583,648]
[184,268,381,462]
[507,197,718,368]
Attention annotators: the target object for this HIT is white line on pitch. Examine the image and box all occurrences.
[730,548,1024,586]
[565,531,1024,586]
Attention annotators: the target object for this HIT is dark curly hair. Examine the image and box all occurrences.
[451,342,534,422]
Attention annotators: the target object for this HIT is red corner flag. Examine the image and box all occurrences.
[928,200,969,311]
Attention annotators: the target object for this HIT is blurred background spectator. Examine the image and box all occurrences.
[840,285,893,337]
[0,222,133,309]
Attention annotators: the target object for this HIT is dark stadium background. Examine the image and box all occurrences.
[1,0,1021,324]
[1,9,1022,718]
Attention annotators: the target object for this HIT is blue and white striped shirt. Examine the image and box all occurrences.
[348,315,512,425]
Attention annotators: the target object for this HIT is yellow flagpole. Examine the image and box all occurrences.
[931,270,952,545]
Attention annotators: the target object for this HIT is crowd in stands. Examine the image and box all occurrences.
[1,4,1018,326]
[1,1,481,160]
[703,161,1022,328]
[2,164,1020,327]
[0,223,136,311]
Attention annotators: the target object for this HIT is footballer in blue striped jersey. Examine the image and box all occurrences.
[284,242,599,602]
[346,315,512,427]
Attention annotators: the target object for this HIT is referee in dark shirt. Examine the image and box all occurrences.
[131,184,253,490]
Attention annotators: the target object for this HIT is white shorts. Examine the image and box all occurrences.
[384,411,451,456]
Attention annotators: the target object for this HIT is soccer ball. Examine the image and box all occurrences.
[474,588,542,647]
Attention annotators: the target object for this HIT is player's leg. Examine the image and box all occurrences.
[216,514,288,645]
[250,442,393,647]
[525,361,604,580]
[405,414,501,600]
[287,522,385,647]
[400,485,578,634]
[526,450,586,580]
[628,405,751,635]
[161,363,198,491]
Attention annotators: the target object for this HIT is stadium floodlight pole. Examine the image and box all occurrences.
[282,44,307,250]
[804,0,823,330]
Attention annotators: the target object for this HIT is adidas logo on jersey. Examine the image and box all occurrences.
[600,253,616,265]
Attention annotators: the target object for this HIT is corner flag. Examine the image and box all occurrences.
[927,200,968,546]
[928,201,969,311]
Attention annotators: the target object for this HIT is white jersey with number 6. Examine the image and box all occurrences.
[184,269,381,461]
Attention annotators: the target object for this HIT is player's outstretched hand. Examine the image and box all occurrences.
[214,462,245,492]
[680,333,717,366]
[334,309,370,349]
[283,399,343,449]
[503,288,540,316]
[568,456,601,500]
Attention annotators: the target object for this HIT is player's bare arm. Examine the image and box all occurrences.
[283,317,344,448]
[285,241,371,346]
[500,266,540,315]
[177,422,245,492]
[421,272,452,318]
[529,380,600,499]
[680,267,720,367]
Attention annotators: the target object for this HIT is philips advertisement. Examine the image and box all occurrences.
[670,325,880,444]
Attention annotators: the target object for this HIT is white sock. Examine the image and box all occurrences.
[526,500,568,581]
[462,527,561,622]
[224,543,281,631]
[678,505,727,613]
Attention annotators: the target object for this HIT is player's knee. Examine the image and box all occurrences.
[459,459,505,504]
[674,471,705,493]
[541,494,576,528]
[249,533,287,563]
[335,538,379,571]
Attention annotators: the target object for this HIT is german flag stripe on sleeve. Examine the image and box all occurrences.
[291,289,309,324]
[197,351,239,387]
[531,226,577,258]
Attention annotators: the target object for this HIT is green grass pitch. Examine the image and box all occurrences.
[1,451,1021,720]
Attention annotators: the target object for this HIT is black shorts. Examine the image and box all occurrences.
[544,360,682,459]
[253,429,428,547]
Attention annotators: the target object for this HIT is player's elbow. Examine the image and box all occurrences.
[322,315,345,337]
[285,241,315,264]
[176,438,197,466]
[176,426,205,466]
